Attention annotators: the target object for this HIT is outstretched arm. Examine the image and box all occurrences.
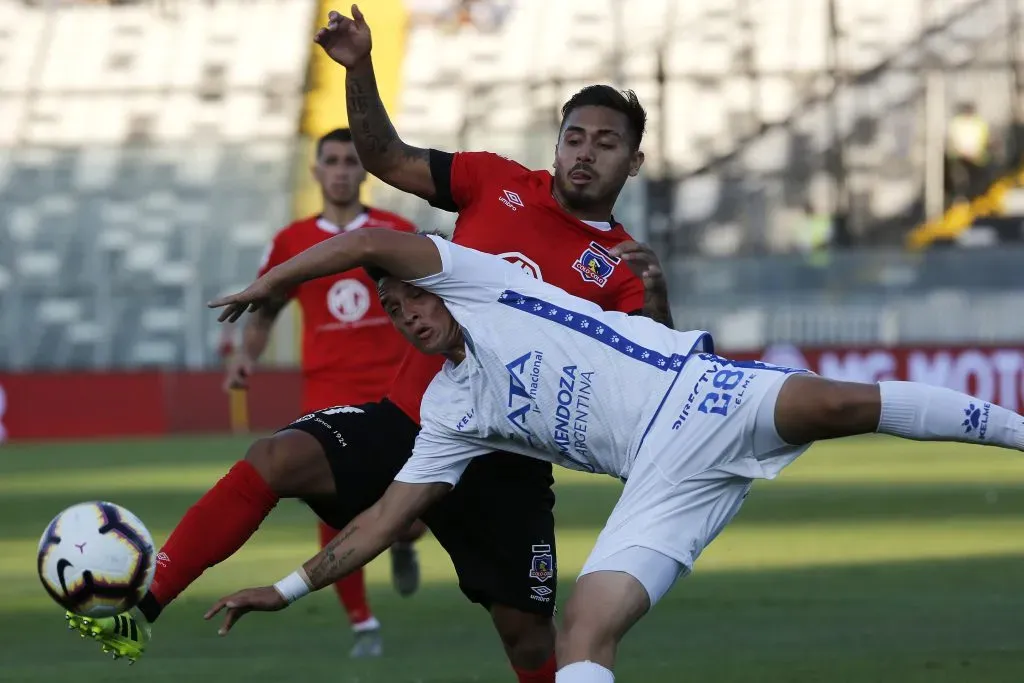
[315,6,437,200]
[208,229,443,323]
[204,481,449,635]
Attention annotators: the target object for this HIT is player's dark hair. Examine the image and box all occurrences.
[316,128,354,158]
[560,85,647,150]
[364,265,391,284]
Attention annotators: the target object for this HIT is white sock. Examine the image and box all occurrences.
[351,616,380,632]
[556,661,615,683]
[877,381,1024,451]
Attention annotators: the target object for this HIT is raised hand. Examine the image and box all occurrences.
[609,241,674,327]
[609,240,666,291]
[314,5,372,67]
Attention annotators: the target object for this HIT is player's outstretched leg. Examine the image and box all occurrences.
[317,520,383,658]
[66,430,335,662]
[390,519,426,597]
[772,375,1024,450]
[555,570,652,682]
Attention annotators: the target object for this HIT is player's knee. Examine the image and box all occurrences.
[243,437,286,492]
[490,606,555,670]
[809,379,881,436]
[777,375,881,442]
[243,432,333,498]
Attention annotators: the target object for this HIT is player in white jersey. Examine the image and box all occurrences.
[205,228,1024,683]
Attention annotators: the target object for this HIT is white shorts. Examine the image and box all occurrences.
[579,354,811,607]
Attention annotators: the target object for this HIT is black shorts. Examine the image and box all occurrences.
[282,399,558,616]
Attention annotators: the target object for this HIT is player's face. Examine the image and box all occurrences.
[553,106,644,214]
[378,279,463,356]
[313,140,367,206]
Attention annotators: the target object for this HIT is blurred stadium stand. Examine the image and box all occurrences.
[1,0,1023,372]
[0,0,315,370]
[383,0,1024,251]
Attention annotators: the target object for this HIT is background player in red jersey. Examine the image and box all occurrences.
[64,9,672,683]
[220,127,422,657]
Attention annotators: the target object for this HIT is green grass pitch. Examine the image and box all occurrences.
[2,434,1024,681]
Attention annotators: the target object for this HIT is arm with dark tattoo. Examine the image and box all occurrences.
[301,481,449,590]
[305,524,367,589]
[345,58,435,200]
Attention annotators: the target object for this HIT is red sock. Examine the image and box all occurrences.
[149,460,278,606]
[513,654,557,683]
[318,520,374,625]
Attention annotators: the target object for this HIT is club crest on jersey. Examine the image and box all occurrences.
[529,544,554,583]
[572,241,619,288]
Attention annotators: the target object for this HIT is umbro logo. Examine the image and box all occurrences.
[499,189,524,211]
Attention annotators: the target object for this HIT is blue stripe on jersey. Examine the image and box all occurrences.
[497,290,692,371]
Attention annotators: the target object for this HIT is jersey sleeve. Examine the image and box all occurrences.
[392,215,418,234]
[393,418,490,486]
[406,234,518,307]
[428,150,523,212]
[614,271,646,315]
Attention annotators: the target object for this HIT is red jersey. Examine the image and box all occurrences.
[259,208,416,413]
[386,151,646,423]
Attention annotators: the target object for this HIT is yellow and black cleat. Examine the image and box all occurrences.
[65,610,150,664]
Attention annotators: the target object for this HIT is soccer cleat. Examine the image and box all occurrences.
[349,627,383,658]
[65,609,150,664]
[389,541,420,597]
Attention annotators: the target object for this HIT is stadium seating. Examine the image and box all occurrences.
[393,0,1017,251]
[0,0,314,370]
[3,0,1022,368]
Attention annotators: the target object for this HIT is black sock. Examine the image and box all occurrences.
[136,592,163,624]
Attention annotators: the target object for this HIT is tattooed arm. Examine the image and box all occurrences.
[345,59,437,201]
[312,7,436,199]
[204,481,449,634]
[303,481,449,590]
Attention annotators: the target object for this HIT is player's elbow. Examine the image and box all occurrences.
[367,146,436,201]
[356,228,398,277]
[348,225,381,266]
[377,481,449,539]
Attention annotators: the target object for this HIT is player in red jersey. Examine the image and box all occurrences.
[65,7,672,681]
[219,127,424,657]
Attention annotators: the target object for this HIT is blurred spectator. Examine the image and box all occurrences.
[795,200,833,267]
[405,0,510,33]
[945,102,992,203]
[405,0,453,23]
[457,0,510,31]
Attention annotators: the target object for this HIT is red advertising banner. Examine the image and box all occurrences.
[0,370,303,442]
[731,345,1024,413]
[1,345,1023,441]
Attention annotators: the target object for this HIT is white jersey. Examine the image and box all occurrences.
[394,236,713,487]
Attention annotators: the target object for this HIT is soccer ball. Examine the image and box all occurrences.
[37,501,156,618]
